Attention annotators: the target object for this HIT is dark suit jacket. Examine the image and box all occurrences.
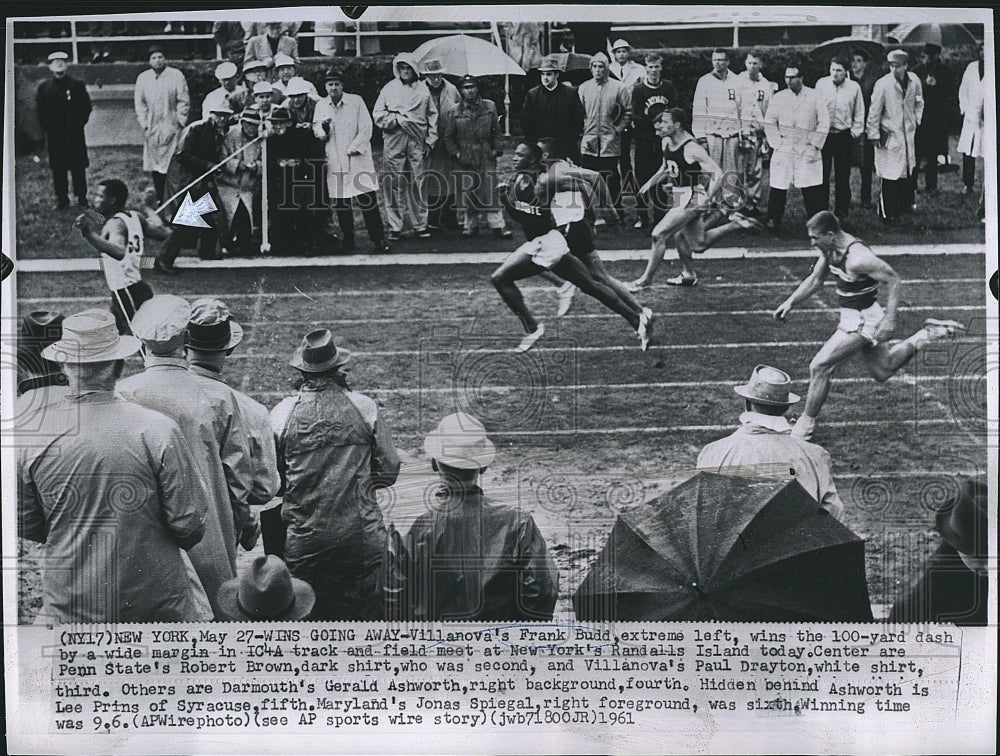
[521,82,584,158]
[36,75,92,168]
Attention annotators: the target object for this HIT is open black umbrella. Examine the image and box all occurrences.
[573,472,874,622]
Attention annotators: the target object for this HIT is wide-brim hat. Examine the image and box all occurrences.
[269,106,292,122]
[216,555,315,621]
[537,54,563,73]
[131,295,191,354]
[284,76,312,97]
[208,102,235,115]
[421,58,445,74]
[41,309,140,363]
[215,61,238,81]
[243,59,269,74]
[935,477,987,557]
[423,412,496,470]
[611,38,632,51]
[289,328,352,372]
[186,298,243,352]
[273,53,296,68]
[733,364,801,406]
[240,109,262,124]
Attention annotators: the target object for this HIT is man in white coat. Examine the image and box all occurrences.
[763,64,829,231]
[866,49,923,224]
[135,45,190,204]
[958,46,985,198]
[373,53,438,240]
[314,70,391,253]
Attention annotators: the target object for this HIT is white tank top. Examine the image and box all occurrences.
[101,211,144,292]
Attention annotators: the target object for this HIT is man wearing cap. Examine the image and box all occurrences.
[866,50,924,224]
[912,42,956,195]
[244,21,298,68]
[578,52,632,226]
[631,53,677,229]
[815,57,866,221]
[17,309,209,623]
[444,75,511,237]
[697,365,845,520]
[185,299,281,537]
[36,51,92,211]
[736,51,775,219]
[609,40,644,204]
[406,413,558,622]
[217,555,315,621]
[692,48,742,174]
[521,55,585,164]
[888,476,988,625]
[774,211,965,440]
[270,329,402,619]
[313,71,391,254]
[219,109,263,254]
[74,178,169,329]
[373,53,439,239]
[202,60,248,119]
[251,80,276,118]
[271,55,319,104]
[242,58,269,89]
[421,59,462,232]
[118,295,257,619]
[135,45,190,203]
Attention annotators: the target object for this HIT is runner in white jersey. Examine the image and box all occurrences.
[74,179,170,334]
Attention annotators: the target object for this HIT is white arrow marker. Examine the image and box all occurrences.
[172,192,218,228]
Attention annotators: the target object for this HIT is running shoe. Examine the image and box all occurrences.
[665,274,697,287]
[729,210,765,230]
[922,318,967,341]
[556,283,577,317]
[638,307,654,352]
[515,324,546,353]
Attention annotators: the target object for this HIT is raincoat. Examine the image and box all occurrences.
[424,79,462,200]
[312,92,379,199]
[271,378,401,620]
[406,487,559,621]
[134,65,190,173]
[443,95,502,212]
[866,71,924,181]
[765,85,830,190]
[118,355,255,617]
[958,60,986,159]
[18,392,207,623]
[218,123,262,221]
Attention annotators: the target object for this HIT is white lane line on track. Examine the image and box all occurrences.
[13,243,986,272]
[14,277,986,304]
[247,374,981,398]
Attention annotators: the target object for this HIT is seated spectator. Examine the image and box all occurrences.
[244,21,298,68]
[888,477,988,626]
[407,413,559,621]
[697,364,845,520]
[216,554,315,621]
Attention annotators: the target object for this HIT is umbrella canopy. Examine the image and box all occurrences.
[887,23,978,48]
[412,34,526,77]
[811,36,886,63]
[573,472,875,622]
[549,52,595,72]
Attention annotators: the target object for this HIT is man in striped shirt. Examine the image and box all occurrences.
[773,211,965,440]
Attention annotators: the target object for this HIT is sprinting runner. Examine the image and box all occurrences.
[74,178,171,334]
[628,107,761,290]
[774,210,966,440]
[491,142,653,352]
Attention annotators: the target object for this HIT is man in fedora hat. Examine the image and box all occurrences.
[186,299,280,543]
[202,60,248,119]
[522,54,584,163]
[36,50,92,211]
[913,42,956,195]
[888,476,987,625]
[697,364,845,519]
[118,295,257,619]
[421,58,462,232]
[217,555,315,621]
[18,309,209,623]
[774,211,965,441]
[406,413,558,621]
[270,328,402,619]
[134,44,190,204]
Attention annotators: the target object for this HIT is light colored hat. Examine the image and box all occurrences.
[41,309,140,363]
[733,365,801,406]
[243,59,268,74]
[273,52,296,68]
[591,51,610,65]
[887,49,909,64]
[284,76,312,97]
[253,81,275,96]
[537,54,563,73]
[186,298,243,352]
[611,39,631,51]
[47,51,69,62]
[208,101,234,115]
[423,413,496,470]
[215,61,238,80]
[216,555,315,620]
[130,295,191,354]
[421,58,445,74]
[289,329,351,372]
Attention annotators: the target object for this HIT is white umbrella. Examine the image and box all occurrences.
[412,34,526,77]
[887,23,978,48]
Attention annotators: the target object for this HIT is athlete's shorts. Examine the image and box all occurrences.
[672,185,709,211]
[561,220,596,258]
[838,301,884,346]
[514,229,570,270]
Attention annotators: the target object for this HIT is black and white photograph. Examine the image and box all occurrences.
[2,4,996,754]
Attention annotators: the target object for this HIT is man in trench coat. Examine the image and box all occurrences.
[134,44,190,203]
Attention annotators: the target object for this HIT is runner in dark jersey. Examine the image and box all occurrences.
[773,210,966,440]
[628,107,762,290]
[491,142,650,352]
